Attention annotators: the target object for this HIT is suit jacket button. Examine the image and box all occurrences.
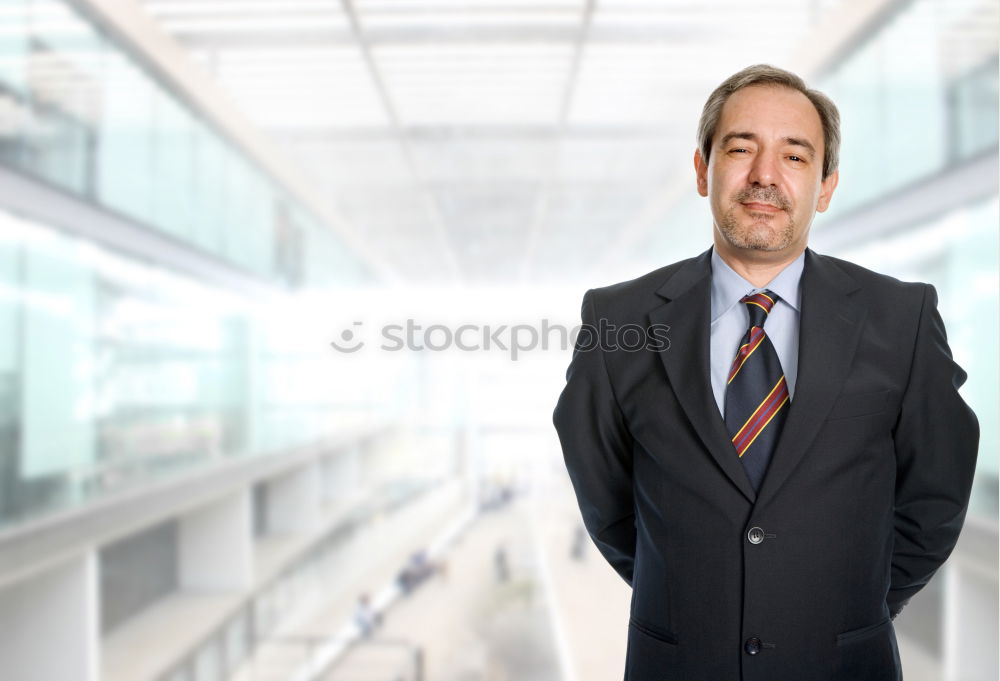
[744,637,762,655]
[747,527,765,544]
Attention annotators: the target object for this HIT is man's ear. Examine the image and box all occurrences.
[694,149,708,197]
[815,169,839,213]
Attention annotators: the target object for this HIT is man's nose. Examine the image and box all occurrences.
[747,152,778,186]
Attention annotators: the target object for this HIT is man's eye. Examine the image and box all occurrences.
[730,148,748,153]
[788,155,803,162]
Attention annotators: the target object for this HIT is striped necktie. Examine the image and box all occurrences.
[724,289,790,493]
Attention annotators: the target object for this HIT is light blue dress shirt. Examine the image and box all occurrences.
[710,246,804,419]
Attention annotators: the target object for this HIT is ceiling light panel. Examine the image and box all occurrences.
[588,0,818,44]
[356,0,585,9]
[409,139,554,184]
[226,90,389,128]
[209,46,389,128]
[335,185,428,229]
[358,10,581,30]
[376,44,572,126]
[144,0,346,16]
[278,138,413,186]
[158,16,350,33]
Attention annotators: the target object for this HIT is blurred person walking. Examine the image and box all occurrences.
[354,592,381,638]
[494,542,509,583]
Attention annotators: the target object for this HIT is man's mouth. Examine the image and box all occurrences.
[741,202,782,212]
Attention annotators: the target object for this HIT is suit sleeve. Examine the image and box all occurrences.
[553,289,636,586]
[887,283,980,618]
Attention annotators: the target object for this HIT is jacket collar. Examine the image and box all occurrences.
[648,244,865,504]
[710,246,804,323]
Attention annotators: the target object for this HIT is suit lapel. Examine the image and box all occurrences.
[647,246,865,507]
[755,247,865,505]
[649,246,757,503]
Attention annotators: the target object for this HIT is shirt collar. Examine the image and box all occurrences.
[710,245,804,323]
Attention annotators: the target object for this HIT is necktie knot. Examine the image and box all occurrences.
[740,289,780,329]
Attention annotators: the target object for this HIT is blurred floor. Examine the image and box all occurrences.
[531,469,632,681]
[323,494,562,681]
[227,483,467,681]
[313,447,637,681]
[228,456,958,681]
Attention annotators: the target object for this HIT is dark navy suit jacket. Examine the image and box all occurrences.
[553,246,979,681]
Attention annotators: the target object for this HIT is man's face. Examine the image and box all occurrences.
[694,84,839,256]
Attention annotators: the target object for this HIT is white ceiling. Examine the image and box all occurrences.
[137,0,868,284]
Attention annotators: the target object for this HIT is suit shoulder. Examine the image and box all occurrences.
[814,252,929,298]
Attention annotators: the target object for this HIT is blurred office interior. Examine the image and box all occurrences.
[0,0,996,680]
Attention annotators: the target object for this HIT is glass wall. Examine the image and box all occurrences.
[819,0,999,215]
[0,0,368,288]
[0,0,387,529]
[0,209,397,530]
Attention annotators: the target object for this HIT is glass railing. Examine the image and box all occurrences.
[0,209,393,531]
[155,476,444,681]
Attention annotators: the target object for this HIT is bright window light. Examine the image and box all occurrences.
[359,11,581,29]
[144,0,344,16]
[161,16,350,33]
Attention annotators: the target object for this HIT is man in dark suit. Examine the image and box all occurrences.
[552,64,979,681]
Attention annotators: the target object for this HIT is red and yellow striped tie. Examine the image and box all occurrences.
[723,289,790,492]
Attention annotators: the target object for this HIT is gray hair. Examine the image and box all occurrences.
[697,64,841,180]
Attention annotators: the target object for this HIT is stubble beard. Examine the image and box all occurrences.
[719,187,795,251]
[718,204,797,252]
